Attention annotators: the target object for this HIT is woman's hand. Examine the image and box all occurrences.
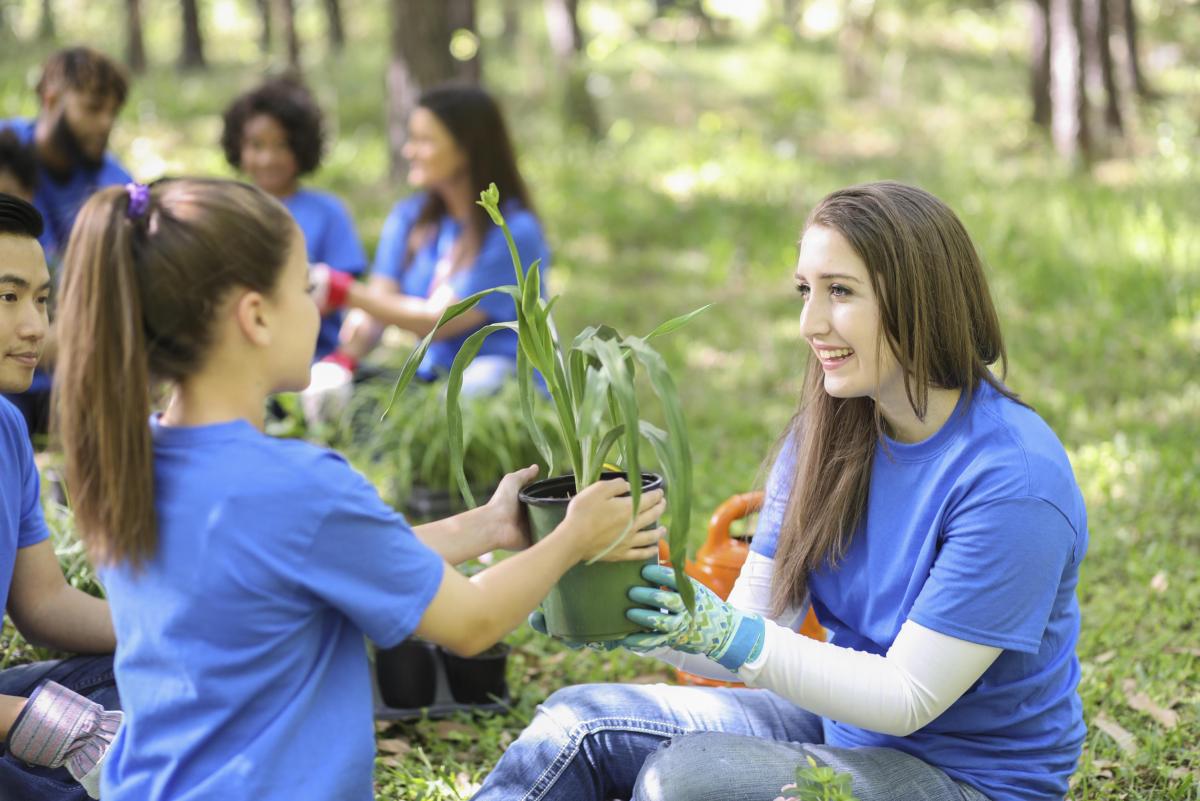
[557,480,666,564]
[483,465,541,552]
[309,263,354,315]
[622,564,766,672]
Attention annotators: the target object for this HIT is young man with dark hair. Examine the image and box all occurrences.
[1,46,134,438]
[2,47,132,261]
[0,194,120,800]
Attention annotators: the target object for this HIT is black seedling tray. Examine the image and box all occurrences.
[372,639,510,721]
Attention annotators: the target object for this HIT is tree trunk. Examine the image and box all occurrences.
[839,0,878,99]
[1094,0,1123,133]
[180,0,206,70]
[1116,0,1153,98]
[388,0,480,179]
[256,0,272,54]
[38,0,56,41]
[323,0,345,52]
[275,0,301,70]
[1030,0,1052,128]
[501,0,521,46]
[447,0,481,82]
[1049,0,1089,163]
[545,0,602,139]
[127,0,147,73]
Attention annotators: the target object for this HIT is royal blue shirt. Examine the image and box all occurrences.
[0,397,50,607]
[0,118,132,263]
[372,194,549,380]
[281,188,366,359]
[752,381,1087,801]
[99,417,445,801]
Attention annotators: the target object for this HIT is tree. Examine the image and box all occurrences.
[127,0,147,73]
[180,0,206,70]
[1115,0,1154,98]
[1048,0,1089,162]
[275,0,301,70]
[323,0,345,52]
[38,0,56,41]
[255,0,272,55]
[544,0,602,138]
[387,0,480,177]
[1030,0,1052,127]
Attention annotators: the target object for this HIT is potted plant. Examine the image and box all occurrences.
[386,184,707,642]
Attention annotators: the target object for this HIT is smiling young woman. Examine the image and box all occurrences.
[474,181,1087,801]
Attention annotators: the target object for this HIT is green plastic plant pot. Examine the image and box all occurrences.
[520,471,664,644]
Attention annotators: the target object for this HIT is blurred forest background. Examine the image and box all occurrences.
[0,1,1197,798]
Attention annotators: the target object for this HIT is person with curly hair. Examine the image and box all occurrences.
[221,78,366,363]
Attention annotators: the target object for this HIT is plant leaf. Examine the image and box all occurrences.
[623,335,695,613]
[445,322,519,507]
[644,303,712,340]
[383,287,510,419]
[517,348,556,477]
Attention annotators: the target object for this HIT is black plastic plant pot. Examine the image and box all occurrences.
[441,643,511,705]
[519,471,664,644]
[375,638,437,710]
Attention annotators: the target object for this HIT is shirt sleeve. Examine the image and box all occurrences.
[750,438,796,559]
[909,496,1078,654]
[3,402,50,549]
[452,210,542,322]
[297,455,444,648]
[370,199,422,283]
[316,196,367,275]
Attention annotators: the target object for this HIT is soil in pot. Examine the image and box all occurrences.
[375,638,437,709]
[519,471,663,644]
[442,642,510,705]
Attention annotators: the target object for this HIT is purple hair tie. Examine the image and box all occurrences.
[125,182,150,219]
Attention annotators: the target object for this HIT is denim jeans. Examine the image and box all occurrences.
[0,655,120,801]
[471,683,991,801]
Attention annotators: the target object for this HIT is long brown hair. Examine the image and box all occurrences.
[770,181,1019,615]
[54,179,293,567]
[404,84,534,271]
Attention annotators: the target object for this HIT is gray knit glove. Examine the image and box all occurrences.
[8,680,122,799]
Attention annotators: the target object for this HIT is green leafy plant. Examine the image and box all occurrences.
[780,756,860,801]
[387,183,709,609]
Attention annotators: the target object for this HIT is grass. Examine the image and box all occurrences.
[2,1,1197,798]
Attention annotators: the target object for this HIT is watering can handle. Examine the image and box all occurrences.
[705,491,765,551]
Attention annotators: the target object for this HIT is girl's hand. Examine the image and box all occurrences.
[309,263,354,314]
[484,465,540,552]
[558,479,666,564]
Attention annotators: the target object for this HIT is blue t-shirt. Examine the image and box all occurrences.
[99,417,445,801]
[372,194,549,380]
[1,118,132,397]
[281,188,366,359]
[0,118,132,263]
[752,381,1087,801]
[0,397,50,607]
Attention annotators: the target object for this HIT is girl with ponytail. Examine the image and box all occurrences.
[480,182,1088,801]
[54,178,666,801]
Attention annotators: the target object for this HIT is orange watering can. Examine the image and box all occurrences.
[659,491,825,688]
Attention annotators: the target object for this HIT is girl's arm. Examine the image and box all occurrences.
[343,277,487,340]
[415,479,667,657]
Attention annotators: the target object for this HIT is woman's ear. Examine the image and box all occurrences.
[233,289,272,348]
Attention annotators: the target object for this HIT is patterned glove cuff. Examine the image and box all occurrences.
[715,615,766,672]
[7,680,98,769]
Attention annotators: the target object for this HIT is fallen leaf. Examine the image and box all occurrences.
[1122,679,1179,729]
[433,719,476,738]
[1166,647,1200,657]
[1094,650,1118,664]
[1170,767,1197,781]
[1149,570,1169,593]
[377,737,412,756]
[1093,713,1138,756]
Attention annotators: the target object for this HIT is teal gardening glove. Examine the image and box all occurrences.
[623,564,766,671]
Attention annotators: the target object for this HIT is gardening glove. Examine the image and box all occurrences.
[310,263,354,315]
[300,352,355,428]
[7,680,123,799]
[527,609,620,652]
[623,564,766,672]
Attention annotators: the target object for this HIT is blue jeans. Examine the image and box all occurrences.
[471,683,990,801]
[0,655,120,801]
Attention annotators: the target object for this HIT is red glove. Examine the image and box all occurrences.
[312,265,355,315]
[323,350,358,373]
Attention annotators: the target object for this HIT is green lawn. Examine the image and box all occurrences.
[1,2,1197,798]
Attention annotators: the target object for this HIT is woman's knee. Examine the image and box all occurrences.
[633,732,808,801]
